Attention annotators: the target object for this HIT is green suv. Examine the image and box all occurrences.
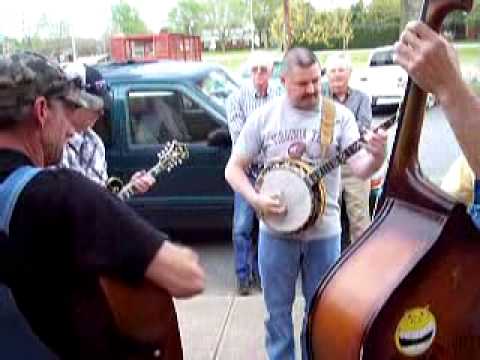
[95,61,238,233]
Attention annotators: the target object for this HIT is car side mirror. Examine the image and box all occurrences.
[207,128,231,148]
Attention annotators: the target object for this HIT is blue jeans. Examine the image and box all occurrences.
[233,191,258,283]
[258,230,340,360]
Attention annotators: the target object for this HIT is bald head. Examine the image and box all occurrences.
[281,48,319,76]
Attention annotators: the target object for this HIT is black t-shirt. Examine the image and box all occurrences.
[0,150,166,359]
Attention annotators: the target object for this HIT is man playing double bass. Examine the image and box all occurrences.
[394,21,480,228]
[225,47,387,360]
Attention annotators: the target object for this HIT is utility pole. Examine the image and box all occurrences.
[69,21,77,62]
[71,33,77,62]
[283,0,291,51]
[251,0,255,50]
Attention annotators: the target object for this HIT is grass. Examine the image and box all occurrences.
[455,45,480,67]
[471,80,480,95]
[203,43,479,74]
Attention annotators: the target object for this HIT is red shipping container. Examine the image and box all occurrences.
[110,33,202,62]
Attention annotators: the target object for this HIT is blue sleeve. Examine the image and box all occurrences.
[356,93,372,133]
[468,179,480,230]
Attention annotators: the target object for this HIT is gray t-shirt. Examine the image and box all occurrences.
[233,94,360,240]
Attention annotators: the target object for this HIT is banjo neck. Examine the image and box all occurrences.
[310,114,397,183]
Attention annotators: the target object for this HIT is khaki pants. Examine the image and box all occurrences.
[341,164,371,242]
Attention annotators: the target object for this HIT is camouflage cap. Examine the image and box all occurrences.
[0,52,84,114]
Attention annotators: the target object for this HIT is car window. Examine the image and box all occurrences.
[369,50,394,66]
[180,93,223,143]
[128,90,191,145]
[127,90,222,145]
[196,69,238,107]
[272,61,283,78]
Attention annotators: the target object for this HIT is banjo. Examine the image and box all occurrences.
[256,114,397,235]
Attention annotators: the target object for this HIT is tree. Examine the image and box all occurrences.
[400,0,422,30]
[332,8,354,49]
[271,0,337,49]
[368,0,401,24]
[252,0,282,48]
[283,0,292,49]
[466,1,480,38]
[168,0,206,35]
[350,0,366,25]
[203,0,247,51]
[111,1,149,34]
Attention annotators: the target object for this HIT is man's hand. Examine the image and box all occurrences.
[146,241,206,299]
[253,192,287,218]
[130,170,156,194]
[363,128,388,162]
[349,127,388,180]
[393,21,461,104]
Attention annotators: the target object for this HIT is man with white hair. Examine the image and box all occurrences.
[226,52,283,295]
[325,53,373,243]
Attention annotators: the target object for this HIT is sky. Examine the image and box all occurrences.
[0,0,364,40]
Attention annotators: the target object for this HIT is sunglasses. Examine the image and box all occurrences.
[86,80,110,97]
[69,76,110,97]
[251,66,268,74]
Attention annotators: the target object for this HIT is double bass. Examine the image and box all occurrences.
[307,0,480,358]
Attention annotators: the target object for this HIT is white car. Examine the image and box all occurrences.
[353,45,436,114]
[353,45,407,114]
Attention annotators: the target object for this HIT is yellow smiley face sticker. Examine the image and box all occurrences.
[395,307,437,357]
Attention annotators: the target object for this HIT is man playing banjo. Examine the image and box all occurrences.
[225,47,387,360]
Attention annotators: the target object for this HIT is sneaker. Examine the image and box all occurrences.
[237,279,251,296]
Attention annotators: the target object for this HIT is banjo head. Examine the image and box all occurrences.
[258,166,315,234]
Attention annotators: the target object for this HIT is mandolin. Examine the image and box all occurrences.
[107,140,188,201]
[307,0,480,359]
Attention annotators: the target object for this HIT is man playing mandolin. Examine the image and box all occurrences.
[59,63,155,195]
[0,52,205,358]
[225,47,387,359]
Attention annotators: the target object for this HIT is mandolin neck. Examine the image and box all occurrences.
[117,163,163,201]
